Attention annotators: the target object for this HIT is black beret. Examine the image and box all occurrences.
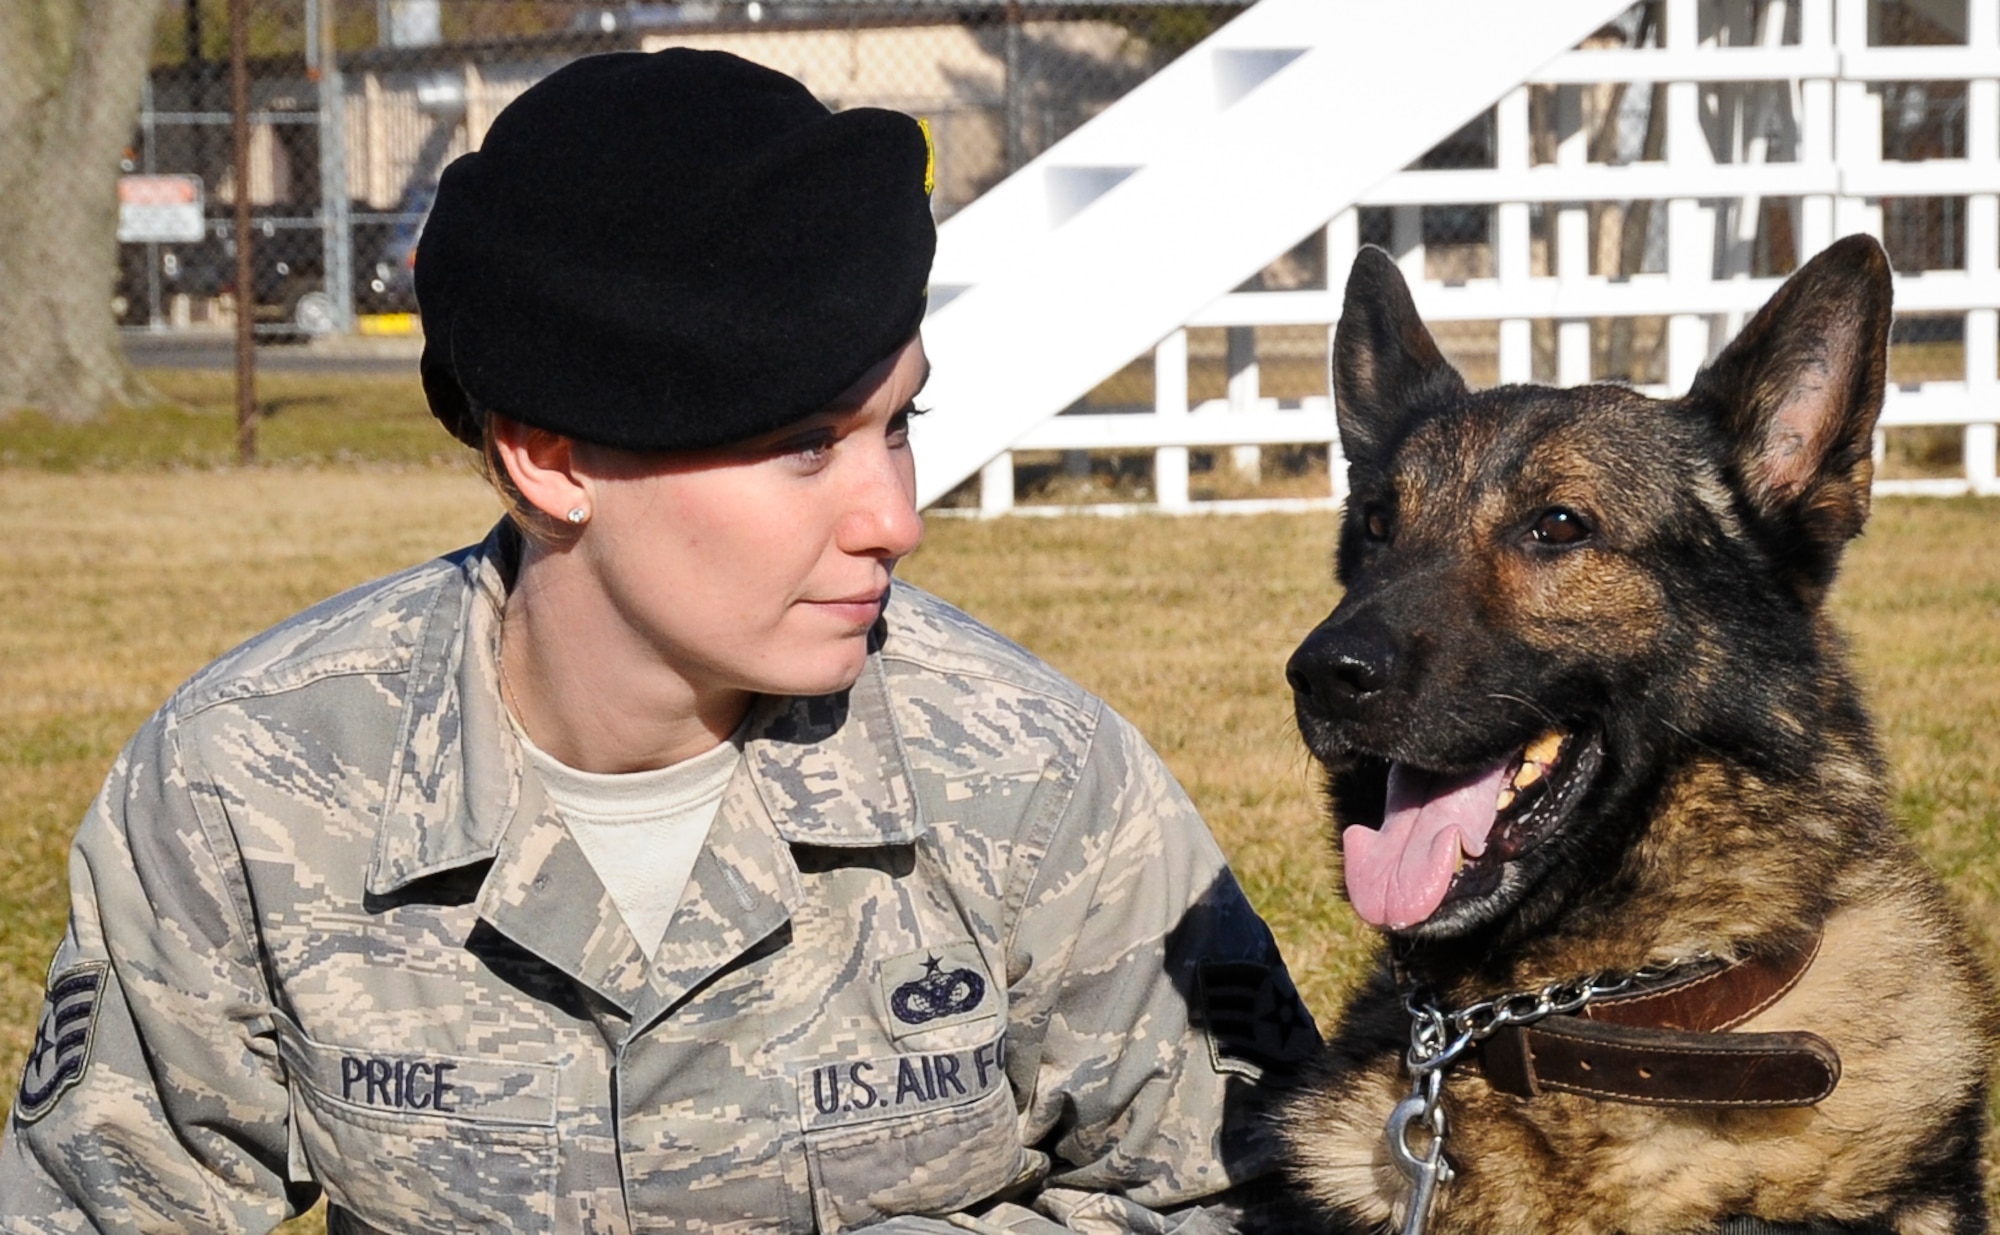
[415,48,936,451]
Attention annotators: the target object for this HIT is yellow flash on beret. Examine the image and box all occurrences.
[918,118,936,197]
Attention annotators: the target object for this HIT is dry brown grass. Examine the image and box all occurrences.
[898,511,1371,999]
[0,472,1995,1219]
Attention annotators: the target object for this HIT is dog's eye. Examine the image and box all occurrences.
[1530,507,1592,546]
[1361,504,1393,541]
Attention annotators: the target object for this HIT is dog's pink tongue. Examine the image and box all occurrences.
[1343,759,1510,930]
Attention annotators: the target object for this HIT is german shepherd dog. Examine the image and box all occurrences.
[1280,235,1996,1235]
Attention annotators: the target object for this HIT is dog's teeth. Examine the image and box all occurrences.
[1513,761,1545,789]
[1525,730,1564,766]
[1495,786,1517,812]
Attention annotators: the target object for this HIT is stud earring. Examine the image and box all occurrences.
[566,507,588,525]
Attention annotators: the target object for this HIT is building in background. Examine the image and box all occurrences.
[116,0,1245,336]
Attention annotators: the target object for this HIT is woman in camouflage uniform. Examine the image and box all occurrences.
[1,49,1316,1235]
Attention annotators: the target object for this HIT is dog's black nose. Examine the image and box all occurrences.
[1287,618,1398,717]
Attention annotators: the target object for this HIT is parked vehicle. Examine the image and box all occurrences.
[114,197,431,338]
[356,183,435,315]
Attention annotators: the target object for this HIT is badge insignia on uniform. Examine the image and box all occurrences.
[15,961,107,1124]
[881,943,992,1034]
[1197,960,1316,1079]
[892,955,984,1024]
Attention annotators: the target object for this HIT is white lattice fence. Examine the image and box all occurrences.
[969,0,2000,516]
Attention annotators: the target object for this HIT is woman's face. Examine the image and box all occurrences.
[571,335,928,703]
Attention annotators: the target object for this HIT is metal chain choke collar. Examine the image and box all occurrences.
[1386,954,1714,1235]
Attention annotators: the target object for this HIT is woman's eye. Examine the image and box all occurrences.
[1530,506,1592,546]
[1361,504,1393,541]
[778,433,837,466]
[887,404,928,447]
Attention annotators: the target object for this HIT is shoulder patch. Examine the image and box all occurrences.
[1197,960,1318,1079]
[15,961,108,1124]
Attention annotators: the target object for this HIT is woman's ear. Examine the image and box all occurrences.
[488,414,591,526]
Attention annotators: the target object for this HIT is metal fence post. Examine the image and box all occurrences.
[230,0,258,464]
[311,0,354,334]
[1003,1,1025,173]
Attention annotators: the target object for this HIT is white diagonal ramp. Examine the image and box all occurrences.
[913,0,1637,508]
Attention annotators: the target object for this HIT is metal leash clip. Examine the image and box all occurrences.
[1388,992,1468,1235]
[1386,1088,1453,1235]
[1385,956,1711,1235]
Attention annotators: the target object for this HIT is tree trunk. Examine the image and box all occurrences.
[0,0,164,422]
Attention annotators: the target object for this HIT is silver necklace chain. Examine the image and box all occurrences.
[1386,954,1713,1235]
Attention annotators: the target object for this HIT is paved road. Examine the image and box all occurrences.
[123,329,422,375]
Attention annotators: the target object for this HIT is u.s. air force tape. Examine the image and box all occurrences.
[797,1037,1009,1132]
[15,961,108,1124]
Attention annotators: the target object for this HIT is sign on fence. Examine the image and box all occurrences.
[117,174,205,244]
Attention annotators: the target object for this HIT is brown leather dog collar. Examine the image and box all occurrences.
[1476,931,1839,1107]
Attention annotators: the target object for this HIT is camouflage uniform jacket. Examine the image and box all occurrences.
[2,526,1318,1235]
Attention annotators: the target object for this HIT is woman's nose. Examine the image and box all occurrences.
[839,442,924,559]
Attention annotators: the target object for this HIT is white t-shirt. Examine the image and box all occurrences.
[516,731,738,958]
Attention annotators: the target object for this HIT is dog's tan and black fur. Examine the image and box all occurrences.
[1281,236,1996,1234]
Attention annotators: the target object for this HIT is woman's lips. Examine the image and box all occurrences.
[806,589,889,626]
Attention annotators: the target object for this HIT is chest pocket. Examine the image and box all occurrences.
[797,1032,1027,1231]
[275,1020,560,1234]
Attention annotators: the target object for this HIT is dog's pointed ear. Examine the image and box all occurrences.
[1332,245,1467,467]
[1687,234,1892,563]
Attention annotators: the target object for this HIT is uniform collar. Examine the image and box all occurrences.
[367,525,929,899]
[368,524,521,896]
[738,646,928,848]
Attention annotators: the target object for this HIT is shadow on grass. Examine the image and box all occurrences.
[0,369,462,472]
[260,393,339,418]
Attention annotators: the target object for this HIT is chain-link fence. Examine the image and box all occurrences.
[95,0,1244,340]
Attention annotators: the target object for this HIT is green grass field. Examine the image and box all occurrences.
[2,371,1996,1222]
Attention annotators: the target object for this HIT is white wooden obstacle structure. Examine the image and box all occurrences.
[915,0,2000,513]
